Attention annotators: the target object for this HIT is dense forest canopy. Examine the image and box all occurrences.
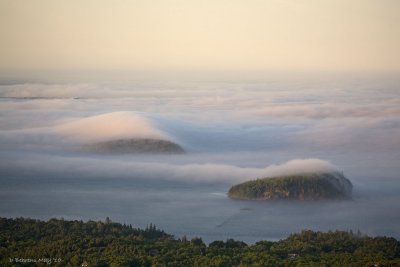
[1,217,399,267]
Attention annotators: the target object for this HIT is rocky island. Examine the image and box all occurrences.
[228,172,352,201]
[83,138,185,154]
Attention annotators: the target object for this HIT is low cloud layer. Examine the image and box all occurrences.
[251,103,400,119]
[0,112,175,152]
[1,77,400,242]
[0,155,337,185]
[53,112,168,143]
[1,79,400,155]
[259,158,336,177]
[2,79,400,123]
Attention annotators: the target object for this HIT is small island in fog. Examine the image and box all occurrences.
[83,138,185,154]
[228,172,353,201]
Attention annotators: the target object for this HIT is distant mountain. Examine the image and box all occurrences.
[83,138,184,154]
[228,172,352,201]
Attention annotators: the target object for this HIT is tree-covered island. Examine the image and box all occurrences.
[83,138,185,154]
[228,172,353,201]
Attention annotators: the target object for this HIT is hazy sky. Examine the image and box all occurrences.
[1,0,399,73]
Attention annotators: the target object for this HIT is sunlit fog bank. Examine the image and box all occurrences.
[0,74,400,242]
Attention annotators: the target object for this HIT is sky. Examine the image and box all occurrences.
[0,0,399,73]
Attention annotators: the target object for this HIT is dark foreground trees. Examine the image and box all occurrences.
[1,217,399,266]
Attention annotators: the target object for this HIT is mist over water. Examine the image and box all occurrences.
[1,74,399,243]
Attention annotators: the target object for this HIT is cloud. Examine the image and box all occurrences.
[0,112,174,152]
[0,83,121,99]
[0,155,337,185]
[53,112,168,143]
[176,158,336,184]
[2,82,399,124]
[250,103,400,119]
[0,99,71,110]
[259,158,336,177]
[1,79,399,242]
[292,118,400,153]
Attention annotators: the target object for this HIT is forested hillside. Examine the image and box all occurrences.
[1,217,399,266]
